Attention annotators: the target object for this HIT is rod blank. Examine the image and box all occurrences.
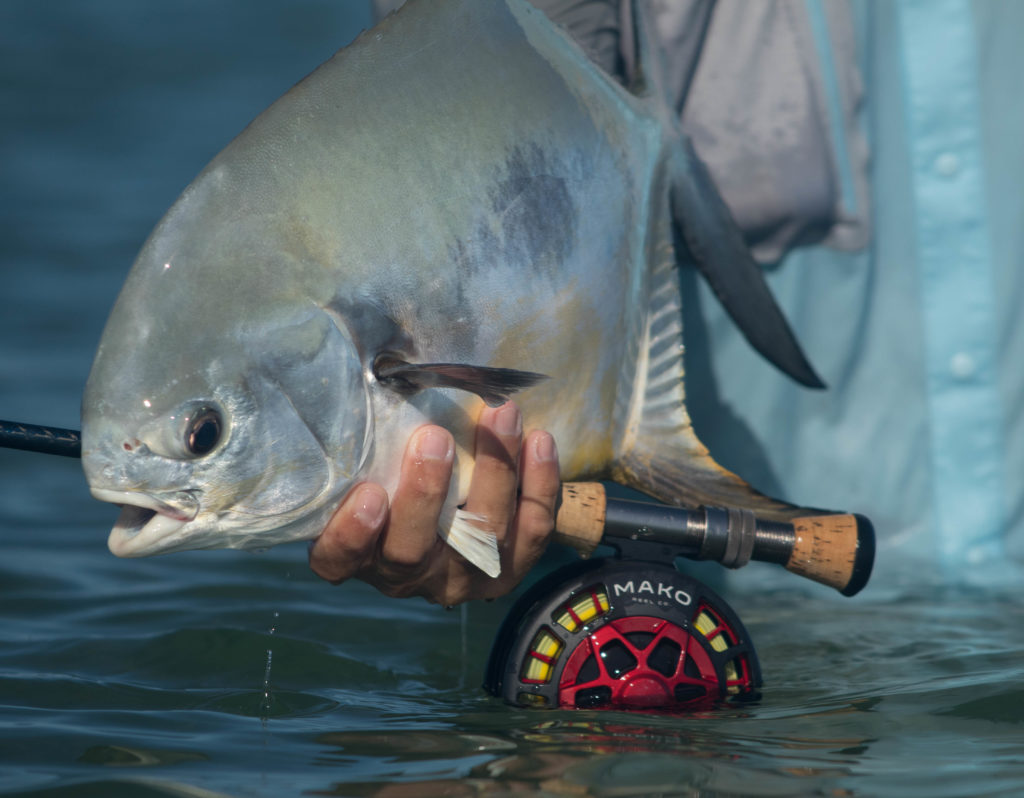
[0,423,875,595]
[0,419,81,458]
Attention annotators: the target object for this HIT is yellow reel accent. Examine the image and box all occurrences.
[520,627,564,684]
[553,585,610,633]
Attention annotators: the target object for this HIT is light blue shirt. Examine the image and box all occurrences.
[688,0,1023,589]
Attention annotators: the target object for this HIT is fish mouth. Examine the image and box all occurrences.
[91,489,200,557]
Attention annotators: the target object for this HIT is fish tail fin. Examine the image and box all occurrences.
[440,507,501,578]
[612,164,823,523]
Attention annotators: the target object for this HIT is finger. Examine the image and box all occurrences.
[508,430,560,575]
[461,402,524,545]
[309,482,389,584]
[380,425,454,572]
[474,431,560,600]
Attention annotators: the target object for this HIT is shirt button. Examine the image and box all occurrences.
[934,152,961,177]
[966,546,986,565]
[949,352,976,380]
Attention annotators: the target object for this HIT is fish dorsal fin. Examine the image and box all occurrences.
[624,1,716,107]
[614,178,810,522]
[624,0,665,103]
[374,354,548,407]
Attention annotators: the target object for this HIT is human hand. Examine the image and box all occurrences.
[308,402,560,605]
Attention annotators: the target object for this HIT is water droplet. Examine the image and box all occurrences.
[259,611,280,720]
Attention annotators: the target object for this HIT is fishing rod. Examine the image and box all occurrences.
[0,419,81,458]
[553,483,873,597]
[1,418,873,596]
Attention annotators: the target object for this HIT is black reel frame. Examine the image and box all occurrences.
[485,547,762,711]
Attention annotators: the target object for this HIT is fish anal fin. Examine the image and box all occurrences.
[615,442,816,524]
[374,354,548,407]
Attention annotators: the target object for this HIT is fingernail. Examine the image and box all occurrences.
[416,427,454,462]
[494,402,522,437]
[534,432,558,463]
[354,485,388,528]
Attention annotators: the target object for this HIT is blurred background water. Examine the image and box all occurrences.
[1,2,1022,796]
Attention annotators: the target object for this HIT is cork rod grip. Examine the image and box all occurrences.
[785,513,875,596]
[552,482,607,557]
[551,483,876,596]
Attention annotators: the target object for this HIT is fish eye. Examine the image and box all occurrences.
[184,406,222,457]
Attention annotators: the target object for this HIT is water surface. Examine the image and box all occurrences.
[2,3,1022,796]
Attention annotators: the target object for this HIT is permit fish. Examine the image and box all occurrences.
[81,0,823,577]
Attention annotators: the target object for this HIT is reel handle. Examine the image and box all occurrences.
[553,482,874,597]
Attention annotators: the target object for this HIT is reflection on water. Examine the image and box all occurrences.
[1,2,1022,797]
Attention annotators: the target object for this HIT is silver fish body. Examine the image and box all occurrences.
[82,0,809,572]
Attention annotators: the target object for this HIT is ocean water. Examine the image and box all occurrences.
[1,3,1023,797]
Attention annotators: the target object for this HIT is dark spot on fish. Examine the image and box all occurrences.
[449,143,579,281]
[488,144,576,274]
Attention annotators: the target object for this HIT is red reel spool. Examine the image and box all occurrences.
[485,559,761,710]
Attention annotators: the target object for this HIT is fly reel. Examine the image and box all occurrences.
[484,558,761,710]
[484,482,875,711]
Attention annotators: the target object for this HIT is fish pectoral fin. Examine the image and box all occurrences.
[441,508,501,578]
[373,354,548,407]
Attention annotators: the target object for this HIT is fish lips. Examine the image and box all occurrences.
[91,489,201,557]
